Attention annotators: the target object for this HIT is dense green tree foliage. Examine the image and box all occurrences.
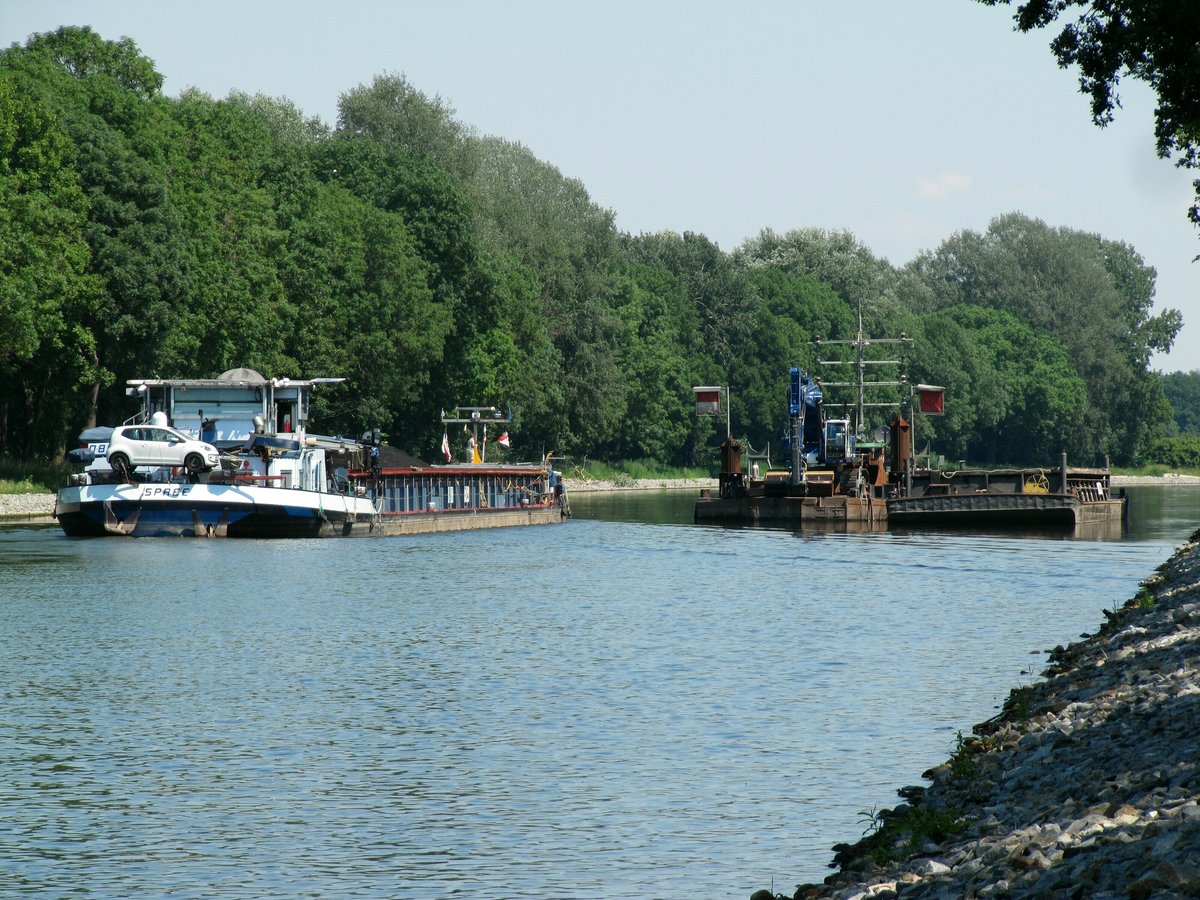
[0,73,103,456]
[906,213,1179,463]
[0,27,1189,471]
[1141,434,1200,467]
[1161,370,1200,435]
[736,227,901,316]
[603,263,704,463]
[734,268,852,453]
[910,305,1090,463]
[338,73,476,179]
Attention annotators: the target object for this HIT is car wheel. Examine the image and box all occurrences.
[184,453,205,475]
[110,452,132,482]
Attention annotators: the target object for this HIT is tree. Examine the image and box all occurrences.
[442,257,564,459]
[278,178,451,438]
[19,25,163,98]
[1,27,188,431]
[1142,434,1200,467]
[337,72,477,179]
[468,136,624,454]
[911,306,1090,464]
[602,264,710,466]
[625,231,758,411]
[159,91,297,378]
[0,75,103,457]
[980,0,1200,235]
[735,229,927,447]
[225,90,330,145]
[311,135,478,305]
[907,213,1178,463]
[907,312,1001,462]
[735,227,903,324]
[733,268,854,454]
[308,134,567,454]
[1161,370,1200,434]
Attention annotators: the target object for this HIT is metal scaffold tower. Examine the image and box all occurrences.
[814,302,912,437]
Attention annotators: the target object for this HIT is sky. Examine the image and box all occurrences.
[6,0,1199,370]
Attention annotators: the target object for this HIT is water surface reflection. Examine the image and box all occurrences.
[0,485,1195,896]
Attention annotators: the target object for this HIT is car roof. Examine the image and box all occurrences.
[117,423,184,434]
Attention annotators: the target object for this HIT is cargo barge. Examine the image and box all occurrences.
[886,454,1125,528]
[693,377,1125,531]
[694,317,1125,530]
[55,369,566,538]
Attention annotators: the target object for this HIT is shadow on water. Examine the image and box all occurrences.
[888,518,1128,542]
[568,488,700,525]
[1121,483,1200,541]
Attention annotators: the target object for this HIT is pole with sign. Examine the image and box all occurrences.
[912,383,944,472]
[692,385,730,441]
[916,384,945,416]
[694,385,741,498]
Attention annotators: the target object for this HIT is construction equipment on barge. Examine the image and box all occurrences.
[694,313,1126,530]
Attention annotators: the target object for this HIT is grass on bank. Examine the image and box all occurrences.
[844,803,966,868]
[0,458,69,495]
[562,458,712,485]
[1112,463,1200,477]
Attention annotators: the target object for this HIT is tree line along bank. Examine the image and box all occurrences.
[1,26,1189,471]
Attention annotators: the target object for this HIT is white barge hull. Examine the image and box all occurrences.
[55,483,378,538]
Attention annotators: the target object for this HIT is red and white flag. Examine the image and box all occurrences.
[497,431,511,448]
[441,430,452,461]
[693,387,721,416]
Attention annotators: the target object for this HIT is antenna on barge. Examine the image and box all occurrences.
[814,301,911,439]
[440,406,512,463]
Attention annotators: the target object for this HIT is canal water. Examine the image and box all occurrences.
[1,485,1196,898]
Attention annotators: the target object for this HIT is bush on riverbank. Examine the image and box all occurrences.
[1136,435,1200,470]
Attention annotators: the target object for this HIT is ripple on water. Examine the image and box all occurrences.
[0,490,1191,896]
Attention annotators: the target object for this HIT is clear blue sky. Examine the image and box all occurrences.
[7,0,1199,369]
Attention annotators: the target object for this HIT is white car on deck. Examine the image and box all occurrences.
[107,424,221,477]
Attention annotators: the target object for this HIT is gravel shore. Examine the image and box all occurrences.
[766,530,1200,900]
[1112,473,1200,486]
[0,493,55,520]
